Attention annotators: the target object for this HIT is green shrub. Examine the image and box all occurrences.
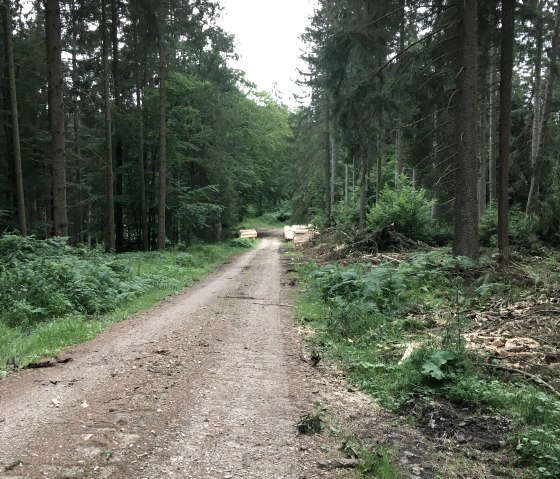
[307,209,327,230]
[535,187,560,246]
[332,200,359,228]
[296,247,560,478]
[228,237,255,249]
[311,264,412,314]
[366,184,435,242]
[175,253,197,267]
[480,205,539,248]
[515,427,560,478]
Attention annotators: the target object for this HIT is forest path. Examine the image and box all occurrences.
[0,233,361,479]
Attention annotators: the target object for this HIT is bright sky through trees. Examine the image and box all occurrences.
[218,0,316,107]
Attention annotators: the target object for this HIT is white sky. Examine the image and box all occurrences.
[218,0,317,107]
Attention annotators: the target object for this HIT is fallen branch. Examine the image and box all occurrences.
[379,254,403,264]
[252,301,293,308]
[317,458,361,470]
[477,362,560,398]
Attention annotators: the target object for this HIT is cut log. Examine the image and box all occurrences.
[237,229,257,239]
[292,224,318,247]
[284,226,295,240]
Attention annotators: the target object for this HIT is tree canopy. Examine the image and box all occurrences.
[0,0,295,250]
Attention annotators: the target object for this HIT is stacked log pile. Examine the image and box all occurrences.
[283,226,295,240]
[237,229,258,239]
[284,224,317,246]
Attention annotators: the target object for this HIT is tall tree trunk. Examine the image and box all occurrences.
[150,147,157,249]
[358,156,370,232]
[111,0,124,251]
[488,47,497,204]
[344,164,349,205]
[3,83,14,217]
[45,0,68,237]
[324,97,331,222]
[134,16,149,251]
[70,0,83,244]
[477,44,490,217]
[453,0,479,258]
[376,136,382,202]
[395,0,405,186]
[526,0,560,214]
[102,0,115,253]
[478,82,487,217]
[157,0,168,251]
[498,0,515,262]
[395,128,404,184]
[531,2,544,173]
[330,136,337,210]
[3,0,26,236]
[431,111,439,218]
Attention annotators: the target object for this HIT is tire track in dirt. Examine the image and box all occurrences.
[0,234,353,479]
[0,242,261,467]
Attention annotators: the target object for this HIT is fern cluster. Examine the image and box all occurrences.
[307,251,475,337]
[0,236,155,328]
[366,184,436,242]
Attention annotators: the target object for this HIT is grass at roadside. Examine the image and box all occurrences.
[236,211,289,229]
[0,236,254,377]
[287,247,560,478]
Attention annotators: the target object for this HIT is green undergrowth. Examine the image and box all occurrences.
[357,446,405,478]
[236,207,291,229]
[290,248,560,478]
[0,235,253,376]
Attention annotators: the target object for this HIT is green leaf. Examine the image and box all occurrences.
[421,360,445,380]
[430,350,456,367]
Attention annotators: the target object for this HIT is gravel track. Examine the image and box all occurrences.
[0,233,354,479]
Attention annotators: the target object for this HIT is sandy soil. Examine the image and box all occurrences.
[0,233,367,479]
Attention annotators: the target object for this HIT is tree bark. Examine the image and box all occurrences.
[431,110,439,218]
[395,128,403,185]
[395,0,405,186]
[45,0,68,237]
[111,0,124,251]
[70,0,83,244]
[102,0,115,253]
[157,0,168,251]
[498,0,515,262]
[358,156,370,232]
[330,136,337,211]
[478,80,487,217]
[3,0,26,236]
[376,136,382,202]
[453,0,479,258]
[134,15,149,251]
[530,1,544,175]
[488,45,497,204]
[344,164,349,205]
[324,96,331,222]
[526,0,560,214]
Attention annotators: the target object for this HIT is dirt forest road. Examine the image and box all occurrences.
[0,231,370,479]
